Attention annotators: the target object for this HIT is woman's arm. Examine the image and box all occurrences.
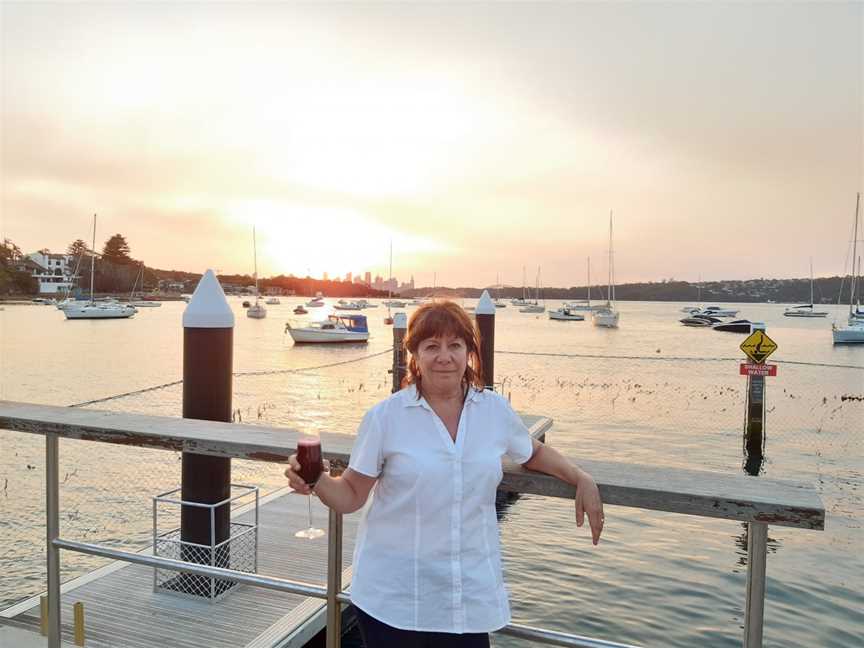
[522,439,605,545]
[285,459,377,515]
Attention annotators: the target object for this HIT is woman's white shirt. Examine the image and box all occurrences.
[348,384,534,633]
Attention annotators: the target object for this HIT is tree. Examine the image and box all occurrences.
[67,239,90,257]
[102,234,132,264]
[0,238,38,294]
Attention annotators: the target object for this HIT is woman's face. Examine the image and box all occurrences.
[415,334,468,395]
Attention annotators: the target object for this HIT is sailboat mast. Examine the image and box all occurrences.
[608,211,614,304]
[809,257,814,307]
[90,214,96,304]
[851,193,860,316]
[587,257,591,306]
[253,226,259,302]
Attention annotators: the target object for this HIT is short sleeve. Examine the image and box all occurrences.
[349,408,385,477]
[502,400,534,464]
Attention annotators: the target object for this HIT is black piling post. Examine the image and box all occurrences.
[475,290,495,391]
[743,323,767,476]
[180,269,235,596]
[391,312,407,392]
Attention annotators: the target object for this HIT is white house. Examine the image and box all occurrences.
[25,251,80,295]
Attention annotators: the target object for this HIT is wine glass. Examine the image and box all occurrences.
[295,436,325,539]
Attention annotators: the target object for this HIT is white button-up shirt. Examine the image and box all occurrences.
[348,384,535,633]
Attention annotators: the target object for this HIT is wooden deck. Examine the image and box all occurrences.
[5,489,360,648]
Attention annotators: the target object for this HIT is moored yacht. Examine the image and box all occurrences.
[833,193,864,344]
[285,314,369,343]
[592,212,620,328]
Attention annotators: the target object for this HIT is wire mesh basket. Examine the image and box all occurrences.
[153,484,258,601]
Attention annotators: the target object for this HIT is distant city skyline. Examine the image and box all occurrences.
[3,3,861,286]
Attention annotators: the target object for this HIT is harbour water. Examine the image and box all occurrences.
[0,299,861,646]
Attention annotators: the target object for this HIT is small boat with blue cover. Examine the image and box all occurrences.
[285,314,369,343]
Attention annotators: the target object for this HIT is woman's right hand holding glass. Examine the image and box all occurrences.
[284,454,329,495]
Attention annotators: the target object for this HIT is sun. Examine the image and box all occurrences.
[225,200,443,280]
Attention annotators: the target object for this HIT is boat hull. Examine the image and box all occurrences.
[519,305,545,313]
[288,329,369,343]
[783,311,828,318]
[549,310,584,321]
[64,305,136,319]
[592,309,619,328]
[832,325,864,344]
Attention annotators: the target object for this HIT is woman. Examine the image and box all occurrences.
[285,301,603,647]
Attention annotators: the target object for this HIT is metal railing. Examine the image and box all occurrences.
[1,400,824,648]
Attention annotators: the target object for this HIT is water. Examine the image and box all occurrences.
[1,299,861,647]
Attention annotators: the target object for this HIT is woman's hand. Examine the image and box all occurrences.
[575,471,604,545]
[284,454,330,495]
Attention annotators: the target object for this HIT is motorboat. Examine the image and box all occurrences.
[356,299,378,309]
[64,215,136,320]
[712,319,759,334]
[784,259,827,317]
[285,314,369,343]
[695,306,739,318]
[32,297,56,305]
[131,300,162,307]
[245,226,267,319]
[265,297,281,305]
[293,305,308,315]
[680,315,722,327]
[833,193,864,344]
[306,297,325,307]
[548,307,585,321]
[493,299,508,308]
[334,299,362,310]
[592,212,620,328]
[383,299,406,308]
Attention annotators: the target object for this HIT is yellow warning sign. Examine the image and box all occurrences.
[740,330,778,364]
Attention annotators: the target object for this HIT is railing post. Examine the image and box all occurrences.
[46,432,61,647]
[744,521,768,648]
[326,508,344,648]
[391,312,408,392]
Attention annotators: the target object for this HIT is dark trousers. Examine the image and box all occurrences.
[355,607,491,648]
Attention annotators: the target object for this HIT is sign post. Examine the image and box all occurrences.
[739,326,777,477]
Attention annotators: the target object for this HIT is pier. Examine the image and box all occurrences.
[0,400,823,648]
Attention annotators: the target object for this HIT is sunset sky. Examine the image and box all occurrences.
[2,2,861,288]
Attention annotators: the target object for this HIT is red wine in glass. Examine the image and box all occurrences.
[295,436,325,539]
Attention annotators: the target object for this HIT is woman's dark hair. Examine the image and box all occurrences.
[401,300,484,397]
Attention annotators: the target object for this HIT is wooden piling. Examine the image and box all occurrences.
[391,312,407,392]
[475,290,496,390]
[180,269,235,584]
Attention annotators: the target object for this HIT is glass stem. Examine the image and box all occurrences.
[307,494,313,529]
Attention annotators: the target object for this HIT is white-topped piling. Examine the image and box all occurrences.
[476,290,496,390]
[391,312,408,392]
[180,269,235,589]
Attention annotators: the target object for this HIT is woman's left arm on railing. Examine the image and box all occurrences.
[522,439,605,545]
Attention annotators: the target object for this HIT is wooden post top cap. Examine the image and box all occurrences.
[182,269,235,329]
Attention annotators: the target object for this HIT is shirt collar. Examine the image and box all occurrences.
[401,384,485,408]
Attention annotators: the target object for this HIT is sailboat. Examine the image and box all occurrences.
[519,267,545,313]
[64,215,136,320]
[511,266,529,307]
[129,262,162,307]
[565,257,596,312]
[384,242,399,325]
[493,273,507,308]
[833,193,864,344]
[246,226,267,319]
[592,211,620,328]
[784,259,828,317]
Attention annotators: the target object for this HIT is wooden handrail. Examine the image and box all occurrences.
[0,400,824,530]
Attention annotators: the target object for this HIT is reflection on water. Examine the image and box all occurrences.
[0,300,861,647]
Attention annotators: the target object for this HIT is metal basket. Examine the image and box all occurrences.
[153,484,259,601]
